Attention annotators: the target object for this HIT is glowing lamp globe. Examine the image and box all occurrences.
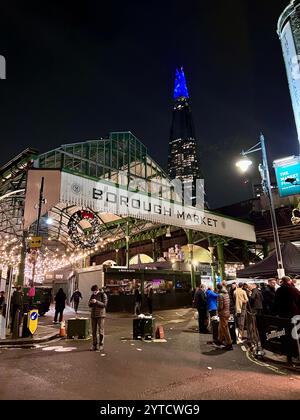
[236,157,253,173]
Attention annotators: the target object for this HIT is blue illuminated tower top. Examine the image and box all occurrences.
[173,67,189,100]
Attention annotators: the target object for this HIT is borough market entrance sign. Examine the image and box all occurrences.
[24,170,256,243]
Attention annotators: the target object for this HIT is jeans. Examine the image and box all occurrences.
[134,302,141,316]
[91,317,105,348]
[236,304,246,338]
[54,309,64,323]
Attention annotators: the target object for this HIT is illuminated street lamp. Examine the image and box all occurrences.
[236,133,285,279]
[235,157,253,173]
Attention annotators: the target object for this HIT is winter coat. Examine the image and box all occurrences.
[217,288,230,318]
[194,289,207,313]
[234,288,248,314]
[71,291,82,303]
[206,289,218,312]
[262,286,276,315]
[249,288,263,314]
[54,291,66,311]
[89,291,108,318]
[274,284,300,319]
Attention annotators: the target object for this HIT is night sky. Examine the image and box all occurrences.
[0,0,299,208]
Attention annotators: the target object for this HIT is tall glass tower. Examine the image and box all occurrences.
[167,68,203,204]
[278,0,300,149]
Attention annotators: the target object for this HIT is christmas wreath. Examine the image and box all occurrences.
[68,209,101,248]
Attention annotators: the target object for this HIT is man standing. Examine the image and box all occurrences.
[89,285,108,351]
[274,276,300,364]
[275,276,300,318]
[194,285,209,334]
[70,288,83,314]
[216,283,233,351]
[248,283,263,316]
[262,279,276,315]
[234,283,248,341]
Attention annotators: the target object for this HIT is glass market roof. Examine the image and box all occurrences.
[35,132,174,200]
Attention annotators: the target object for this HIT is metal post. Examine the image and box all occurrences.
[187,230,196,290]
[125,222,130,269]
[5,266,13,330]
[242,241,250,267]
[115,248,119,266]
[263,241,269,259]
[36,177,45,237]
[208,237,216,289]
[31,177,45,287]
[260,134,285,278]
[217,242,225,283]
[151,238,156,262]
[17,231,27,286]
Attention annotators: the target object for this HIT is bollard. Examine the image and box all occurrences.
[12,309,21,339]
[59,320,66,337]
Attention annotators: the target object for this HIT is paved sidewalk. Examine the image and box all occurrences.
[0,325,59,347]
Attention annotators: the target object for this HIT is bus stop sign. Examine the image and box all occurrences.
[28,309,39,335]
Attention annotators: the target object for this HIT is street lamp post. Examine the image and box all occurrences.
[236,133,285,279]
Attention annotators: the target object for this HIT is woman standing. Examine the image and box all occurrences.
[53,288,66,324]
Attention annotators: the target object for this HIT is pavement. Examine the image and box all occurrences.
[0,306,299,400]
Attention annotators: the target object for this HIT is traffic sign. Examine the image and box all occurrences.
[29,236,43,248]
[28,309,39,335]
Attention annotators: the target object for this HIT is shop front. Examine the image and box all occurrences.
[103,267,201,313]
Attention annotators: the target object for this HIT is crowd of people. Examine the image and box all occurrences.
[193,276,300,355]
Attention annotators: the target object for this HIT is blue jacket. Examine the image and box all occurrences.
[206,289,218,311]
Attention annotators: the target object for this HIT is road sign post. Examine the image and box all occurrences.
[28,309,39,335]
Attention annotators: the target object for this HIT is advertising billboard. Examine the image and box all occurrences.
[280,21,300,146]
[274,156,300,197]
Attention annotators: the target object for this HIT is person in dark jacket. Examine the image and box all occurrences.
[53,288,66,324]
[194,285,209,333]
[275,276,300,319]
[248,283,263,316]
[262,279,277,315]
[229,282,237,315]
[70,289,82,314]
[89,285,108,351]
[274,276,300,364]
[10,286,23,333]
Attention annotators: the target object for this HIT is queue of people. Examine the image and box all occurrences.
[193,275,300,355]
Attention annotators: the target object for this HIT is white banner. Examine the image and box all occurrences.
[281,21,300,146]
[60,172,256,242]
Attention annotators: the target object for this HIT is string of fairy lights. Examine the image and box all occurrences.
[0,209,134,284]
[0,230,118,285]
